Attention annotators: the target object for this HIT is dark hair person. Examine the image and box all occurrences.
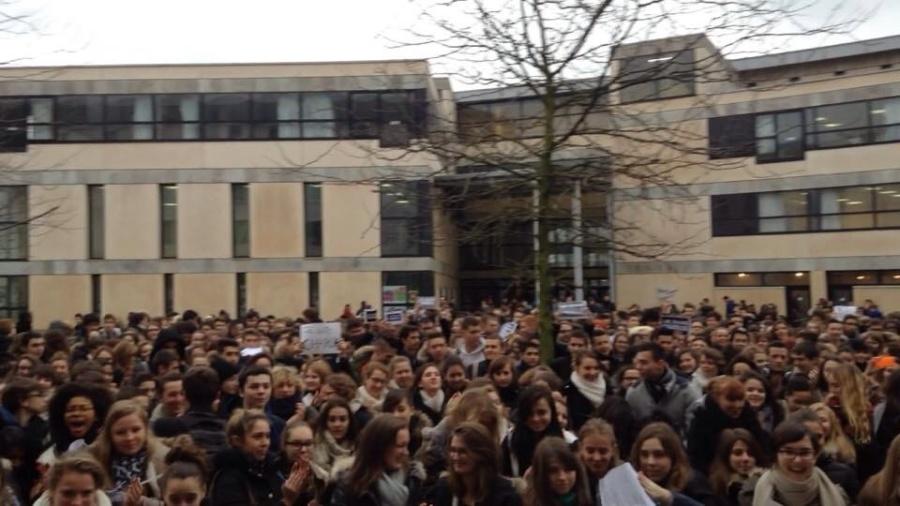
[160,436,208,506]
[311,398,357,476]
[383,388,432,458]
[563,350,606,432]
[858,433,900,506]
[708,429,767,506]
[524,437,592,506]
[210,409,284,506]
[427,422,522,506]
[331,414,425,506]
[44,383,113,463]
[739,421,848,506]
[631,422,714,506]
[501,384,563,477]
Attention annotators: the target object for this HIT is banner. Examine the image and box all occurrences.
[300,322,342,355]
[660,314,691,333]
[382,285,408,304]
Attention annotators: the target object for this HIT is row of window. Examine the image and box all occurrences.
[0,90,427,148]
[715,271,900,288]
[711,184,900,236]
[708,96,900,162]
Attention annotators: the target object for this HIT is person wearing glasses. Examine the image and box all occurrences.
[740,421,848,506]
[280,420,327,506]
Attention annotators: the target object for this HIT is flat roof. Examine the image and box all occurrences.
[729,34,900,71]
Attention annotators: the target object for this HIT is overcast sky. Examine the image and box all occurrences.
[0,0,897,84]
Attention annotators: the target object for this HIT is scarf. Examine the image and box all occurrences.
[753,467,846,506]
[313,431,353,471]
[110,451,147,492]
[377,469,409,506]
[557,492,576,506]
[355,385,386,412]
[570,371,606,407]
[647,368,674,404]
[420,389,445,414]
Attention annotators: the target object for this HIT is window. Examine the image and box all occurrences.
[302,92,347,138]
[382,271,435,303]
[380,181,432,257]
[619,50,695,103]
[755,111,804,162]
[91,274,101,314]
[350,92,379,138]
[104,95,153,140]
[806,97,900,149]
[0,186,27,260]
[56,96,104,140]
[232,184,250,258]
[27,98,53,140]
[155,94,200,139]
[711,184,900,236]
[308,272,319,309]
[715,272,809,287]
[203,94,251,139]
[0,276,27,319]
[88,185,105,259]
[828,270,900,286]
[304,183,322,257]
[164,274,174,315]
[252,93,301,139]
[0,98,28,152]
[708,115,756,159]
[237,273,247,317]
[160,184,177,258]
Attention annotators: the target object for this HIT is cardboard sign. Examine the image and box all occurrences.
[656,286,678,303]
[382,285,408,304]
[833,305,858,321]
[498,321,518,341]
[558,301,590,319]
[417,296,436,309]
[660,314,691,333]
[240,347,265,358]
[364,308,378,322]
[300,322,342,355]
[384,307,406,324]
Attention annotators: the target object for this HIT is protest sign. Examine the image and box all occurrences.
[417,296,436,309]
[382,285,408,304]
[660,314,691,333]
[558,301,590,319]
[300,322,342,355]
[833,305,858,321]
[363,308,378,322]
[498,321,518,341]
[384,307,406,324]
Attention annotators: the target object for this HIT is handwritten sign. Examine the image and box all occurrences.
[498,321,518,341]
[417,296,436,309]
[833,305,858,321]
[660,314,691,333]
[300,322,342,355]
[384,307,406,324]
[558,301,590,319]
[363,308,378,322]
[656,286,678,303]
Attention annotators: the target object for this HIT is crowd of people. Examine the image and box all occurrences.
[0,295,898,506]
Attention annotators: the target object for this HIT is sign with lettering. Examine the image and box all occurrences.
[499,322,518,341]
[660,314,691,333]
[300,322,342,355]
[558,301,591,319]
[384,307,406,324]
[382,285,408,304]
[417,296,436,309]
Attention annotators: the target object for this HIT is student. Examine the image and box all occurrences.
[576,419,620,502]
[354,362,390,413]
[442,356,469,396]
[383,388,432,458]
[740,421,848,506]
[809,403,856,465]
[34,454,111,506]
[488,356,518,410]
[311,399,357,479]
[631,422,714,506]
[708,429,767,506]
[301,359,332,406]
[159,437,208,506]
[0,378,50,503]
[427,422,521,506]
[501,385,563,477]
[279,420,327,506]
[42,383,113,467]
[270,365,304,422]
[152,366,227,460]
[210,409,284,506]
[562,350,606,432]
[857,434,900,506]
[87,400,169,505]
[331,414,426,506]
[626,343,701,434]
[524,437,592,506]
[740,371,785,433]
[412,363,446,426]
[388,356,415,390]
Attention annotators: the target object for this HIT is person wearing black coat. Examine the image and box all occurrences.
[563,351,607,432]
[428,476,521,506]
[209,410,284,506]
[686,379,769,475]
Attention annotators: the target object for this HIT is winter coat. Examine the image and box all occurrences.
[427,475,523,506]
[330,462,426,506]
[412,389,446,427]
[686,395,770,474]
[209,448,284,506]
[563,380,604,432]
[152,408,227,461]
[625,367,701,433]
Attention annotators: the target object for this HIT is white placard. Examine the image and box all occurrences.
[384,307,406,324]
[833,305,858,321]
[656,286,678,302]
[597,463,655,506]
[498,321,518,340]
[558,301,590,319]
[417,296,436,309]
[300,322,342,355]
[661,314,691,333]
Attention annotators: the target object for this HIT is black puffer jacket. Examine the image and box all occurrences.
[209,448,284,506]
[427,476,522,506]
[686,395,770,474]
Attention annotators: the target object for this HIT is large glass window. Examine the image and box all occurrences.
[252,93,301,139]
[202,94,251,139]
[302,92,347,138]
[755,111,804,162]
[27,98,54,140]
[381,181,432,257]
[619,50,695,104]
[232,184,250,258]
[56,96,104,140]
[308,272,319,309]
[88,185,105,259]
[104,95,153,140]
[0,276,27,319]
[0,98,28,151]
[870,97,900,143]
[0,186,28,260]
[350,92,379,138]
[160,184,177,258]
[236,273,247,317]
[304,183,322,257]
[155,94,200,139]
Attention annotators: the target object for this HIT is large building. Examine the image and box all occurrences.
[1,33,899,326]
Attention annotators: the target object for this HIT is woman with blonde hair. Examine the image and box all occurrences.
[87,400,169,505]
[858,434,900,506]
[576,419,619,503]
[34,454,111,506]
[825,362,879,479]
[809,403,856,465]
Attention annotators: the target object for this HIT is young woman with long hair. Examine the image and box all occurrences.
[427,422,521,506]
[708,429,767,506]
[740,421,848,506]
[41,383,113,468]
[632,422,714,506]
[858,433,900,506]
[411,363,446,426]
[382,388,432,458]
[279,420,328,506]
[524,437,592,506]
[311,399,357,479]
[562,350,606,432]
[740,371,785,433]
[501,384,563,477]
[331,414,425,506]
[576,419,620,502]
[33,454,111,506]
[809,403,856,465]
[488,355,518,410]
[159,436,207,506]
[87,400,169,505]
[825,362,879,480]
[209,409,285,506]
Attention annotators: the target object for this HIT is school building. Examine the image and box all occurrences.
[1,33,899,326]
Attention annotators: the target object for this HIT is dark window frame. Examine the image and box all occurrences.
[380,181,433,258]
[754,110,805,163]
[0,186,28,261]
[304,183,322,258]
[618,50,696,104]
[88,184,105,259]
[160,184,178,259]
[231,183,250,258]
[714,271,810,287]
[0,275,27,319]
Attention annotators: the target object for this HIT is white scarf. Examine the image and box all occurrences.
[376,469,409,506]
[354,385,385,412]
[570,371,606,407]
[753,467,846,506]
[420,389,445,414]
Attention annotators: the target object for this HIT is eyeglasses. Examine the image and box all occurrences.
[778,448,815,460]
[285,440,314,447]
